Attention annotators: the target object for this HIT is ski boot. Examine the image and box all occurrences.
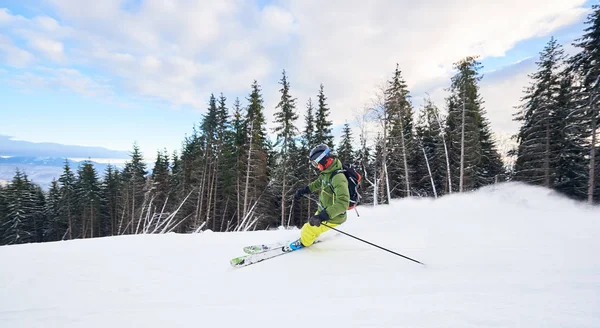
[287,238,305,251]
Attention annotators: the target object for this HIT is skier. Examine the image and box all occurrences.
[289,143,350,250]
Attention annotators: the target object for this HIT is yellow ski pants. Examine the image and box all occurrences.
[300,221,339,247]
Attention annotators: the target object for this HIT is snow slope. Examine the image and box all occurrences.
[1,182,599,328]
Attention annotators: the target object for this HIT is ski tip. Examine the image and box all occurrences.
[230,256,246,267]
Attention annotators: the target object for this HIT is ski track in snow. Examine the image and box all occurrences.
[1,182,599,327]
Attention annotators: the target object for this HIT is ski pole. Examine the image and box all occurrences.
[302,195,425,266]
[321,222,425,266]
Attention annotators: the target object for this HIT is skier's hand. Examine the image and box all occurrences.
[295,186,310,199]
[308,215,321,226]
[309,211,329,227]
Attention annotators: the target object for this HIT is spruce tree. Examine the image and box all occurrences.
[445,56,503,191]
[300,97,316,221]
[242,80,269,229]
[553,72,589,199]
[44,179,63,241]
[337,122,356,165]
[314,84,334,148]
[567,4,600,203]
[271,69,299,226]
[75,160,102,238]
[415,98,446,197]
[101,165,121,236]
[121,143,148,234]
[385,64,417,198]
[513,37,565,187]
[231,97,247,228]
[2,170,35,245]
[0,183,7,242]
[151,149,171,213]
[58,159,76,239]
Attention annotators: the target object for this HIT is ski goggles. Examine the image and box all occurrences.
[310,147,330,168]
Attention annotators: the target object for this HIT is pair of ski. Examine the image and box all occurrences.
[230,239,322,268]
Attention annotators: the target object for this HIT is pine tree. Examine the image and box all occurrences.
[101,165,121,236]
[272,69,299,226]
[513,37,565,187]
[58,159,76,239]
[314,84,334,148]
[567,4,600,203]
[553,72,590,199]
[44,179,63,241]
[242,80,269,229]
[385,64,417,198]
[2,169,37,245]
[231,97,247,228]
[0,184,7,242]
[212,92,232,231]
[196,93,218,230]
[121,143,148,234]
[75,160,102,238]
[337,122,356,165]
[415,98,446,197]
[445,56,503,192]
[151,149,171,216]
[299,97,316,221]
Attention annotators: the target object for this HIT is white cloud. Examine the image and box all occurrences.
[0,34,35,67]
[9,67,114,98]
[280,0,589,127]
[28,36,64,61]
[0,0,591,145]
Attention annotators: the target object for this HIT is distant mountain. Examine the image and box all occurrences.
[0,156,127,190]
[0,135,130,159]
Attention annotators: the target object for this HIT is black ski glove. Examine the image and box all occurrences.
[309,210,329,227]
[295,185,310,199]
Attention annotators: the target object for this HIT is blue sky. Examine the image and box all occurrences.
[0,0,595,161]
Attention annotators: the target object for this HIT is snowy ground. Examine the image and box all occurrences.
[1,182,599,327]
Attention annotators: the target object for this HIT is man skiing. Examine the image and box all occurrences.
[289,143,350,250]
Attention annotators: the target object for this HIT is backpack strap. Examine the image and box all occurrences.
[328,169,345,195]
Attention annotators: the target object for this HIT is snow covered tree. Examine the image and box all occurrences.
[2,170,37,245]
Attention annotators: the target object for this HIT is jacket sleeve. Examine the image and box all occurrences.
[308,177,322,193]
[324,173,350,219]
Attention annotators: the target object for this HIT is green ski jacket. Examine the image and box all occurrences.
[308,158,350,224]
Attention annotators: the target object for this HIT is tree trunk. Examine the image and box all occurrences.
[434,111,452,193]
[544,117,551,188]
[399,115,411,197]
[421,140,437,198]
[460,89,466,193]
[243,123,254,220]
[588,102,597,204]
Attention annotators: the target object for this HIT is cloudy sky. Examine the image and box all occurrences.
[0,0,594,160]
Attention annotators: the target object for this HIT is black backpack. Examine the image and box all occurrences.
[329,163,362,210]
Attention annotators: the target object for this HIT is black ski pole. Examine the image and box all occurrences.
[302,195,425,266]
[321,222,425,266]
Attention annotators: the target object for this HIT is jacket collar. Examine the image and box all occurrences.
[320,158,342,174]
